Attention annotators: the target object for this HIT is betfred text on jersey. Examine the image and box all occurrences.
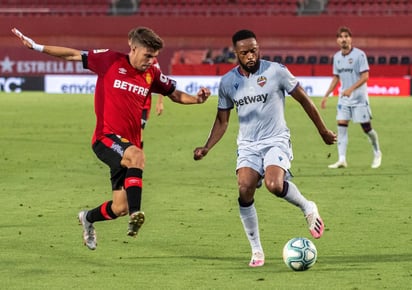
[113,79,149,96]
[234,93,268,107]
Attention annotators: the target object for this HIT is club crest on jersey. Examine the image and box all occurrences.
[145,73,153,85]
[257,76,267,87]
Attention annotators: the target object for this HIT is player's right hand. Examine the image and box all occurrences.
[193,146,209,160]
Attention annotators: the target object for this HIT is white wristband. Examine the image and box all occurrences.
[32,43,44,52]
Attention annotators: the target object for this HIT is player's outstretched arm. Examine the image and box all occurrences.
[193,109,230,160]
[291,86,337,145]
[12,28,82,61]
[168,87,210,104]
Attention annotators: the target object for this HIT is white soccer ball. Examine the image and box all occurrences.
[282,237,317,271]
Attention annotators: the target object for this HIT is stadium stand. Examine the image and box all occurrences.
[0,0,111,16]
[1,0,412,77]
[136,0,299,16]
[325,0,412,16]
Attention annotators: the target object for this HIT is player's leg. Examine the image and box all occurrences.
[329,121,349,168]
[237,167,265,267]
[356,106,382,168]
[329,105,350,168]
[121,144,145,237]
[264,146,324,239]
[78,138,128,250]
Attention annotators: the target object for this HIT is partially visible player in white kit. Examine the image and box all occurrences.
[321,26,382,169]
[193,29,337,267]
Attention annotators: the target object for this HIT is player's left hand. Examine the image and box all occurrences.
[197,87,211,103]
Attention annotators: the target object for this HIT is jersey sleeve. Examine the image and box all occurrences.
[217,75,234,110]
[278,64,299,94]
[358,50,369,73]
[150,66,176,96]
[82,49,116,76]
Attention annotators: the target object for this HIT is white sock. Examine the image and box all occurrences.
[239,203,263,254]
[366,129,381,155]
[337,125,348,162]
[283,181,313,216]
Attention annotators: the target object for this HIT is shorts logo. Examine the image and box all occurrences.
[257,76,267,87]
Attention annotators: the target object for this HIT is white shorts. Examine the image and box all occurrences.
[336,104,372,123]
[236,138,293,177]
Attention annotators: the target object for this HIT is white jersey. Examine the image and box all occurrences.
[333,47,369,106]
[218,59,298,145]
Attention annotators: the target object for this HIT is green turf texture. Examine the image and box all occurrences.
[0,92,411,289]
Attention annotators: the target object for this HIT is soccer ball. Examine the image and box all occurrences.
[282,237,317,271]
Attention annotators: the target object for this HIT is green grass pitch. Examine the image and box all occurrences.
[0,92,411,289]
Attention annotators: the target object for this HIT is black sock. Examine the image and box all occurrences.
[125,168,143,214]
[86,200,117,223]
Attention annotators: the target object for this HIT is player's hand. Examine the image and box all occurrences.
[11,28,44,52]
[320,129,337,145]
[193,146,209,160]
[320,97,328,109]
[155,96,164,115]
[341,88,352,98]
[197,87,211,103]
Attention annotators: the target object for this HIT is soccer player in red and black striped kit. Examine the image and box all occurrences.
[12,27,210,250]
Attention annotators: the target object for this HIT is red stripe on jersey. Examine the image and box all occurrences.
[100,201,112,220]
[124,177,143,189]
[101,136,114,148]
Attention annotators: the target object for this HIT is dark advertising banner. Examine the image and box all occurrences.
[0,76,44,92]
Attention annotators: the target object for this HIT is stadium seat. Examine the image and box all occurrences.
[273,55,282,63]
[319,56,330,64]
[307,55,317,64]
[296,55,306,64]
[285,55,294,64]
[389,56,399,64]
[367,56,375,64]
[378,56,387,64]
[400,56,410,64]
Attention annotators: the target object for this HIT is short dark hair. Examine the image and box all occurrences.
[128,27,164,51]
[232,29,257,46]
[336,26,352,37]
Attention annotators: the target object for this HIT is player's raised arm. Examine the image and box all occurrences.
[12,28,82,61]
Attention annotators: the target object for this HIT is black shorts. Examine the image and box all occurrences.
[92,134,133,190]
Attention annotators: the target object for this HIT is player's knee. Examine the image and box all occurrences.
[122,146,145,168]
[361,122,372,133]
[266,180,286,197]
[238,183,255,202]
[111,204,128,217]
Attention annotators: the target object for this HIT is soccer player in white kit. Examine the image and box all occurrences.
[321,26,382,169]
[193,30,337,267]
